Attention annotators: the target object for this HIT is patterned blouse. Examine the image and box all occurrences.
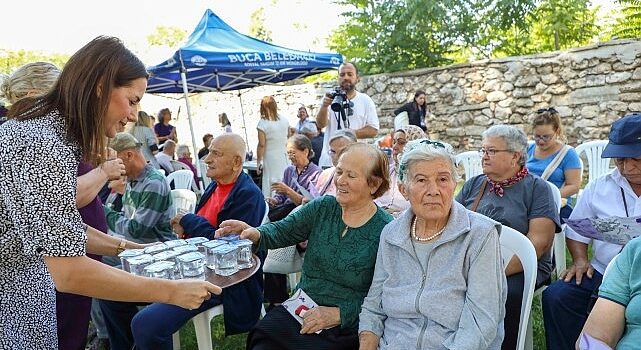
[0,110,87,349]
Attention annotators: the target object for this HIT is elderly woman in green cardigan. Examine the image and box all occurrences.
[216,143,393,350]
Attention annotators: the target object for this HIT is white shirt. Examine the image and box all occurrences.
[318,91,379,167]
[155,152,173,174]
[565,168,641,274]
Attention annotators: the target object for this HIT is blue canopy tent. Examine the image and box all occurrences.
[146,9,343,158]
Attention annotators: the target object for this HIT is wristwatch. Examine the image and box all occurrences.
[116,239,127,255]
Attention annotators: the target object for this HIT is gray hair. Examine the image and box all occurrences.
[176,144,190,157]
[482,125,528,166]
[0,62,60,104]
[398,139,459,186]
[329,129,358,144]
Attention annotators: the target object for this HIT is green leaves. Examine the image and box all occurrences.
[327,0,607,74]
[612,0,641,39]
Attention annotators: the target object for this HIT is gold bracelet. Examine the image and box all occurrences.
[116,239,127,255]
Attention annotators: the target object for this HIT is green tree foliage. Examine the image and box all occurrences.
[612,0,641,39]
[328,0,603,74]
[329,0,538,74]
[147,26,188,47]
[0,49,69,74]
[530,0,599,51]
[249,7,273,42]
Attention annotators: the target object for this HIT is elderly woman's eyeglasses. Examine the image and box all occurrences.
[420,140,446,148]
[536,107,558,114]
[478,148,512,157]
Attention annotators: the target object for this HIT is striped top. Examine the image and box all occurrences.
[104,164,175,244]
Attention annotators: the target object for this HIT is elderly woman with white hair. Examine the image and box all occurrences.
[359,139,507,350]
[456,124,561,350]
[176,144,199,185]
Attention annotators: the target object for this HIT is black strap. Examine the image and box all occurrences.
[621,187,629,218]
[471,180,488,212]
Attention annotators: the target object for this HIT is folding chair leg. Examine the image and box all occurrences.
[172,331,180,350]
[192,313,214,350]
[524,314,534,350]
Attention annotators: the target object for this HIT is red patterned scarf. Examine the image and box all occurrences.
[487,166,529,197]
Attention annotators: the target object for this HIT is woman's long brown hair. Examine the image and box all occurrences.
[8,36,148,165]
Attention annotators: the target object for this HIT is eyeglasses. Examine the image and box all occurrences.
[478,148,512,157]
[420,140,446,148]
[534,134,555,142]
[536,107,558,114]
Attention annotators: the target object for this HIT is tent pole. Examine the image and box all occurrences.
[237,91,250,153]
[180,67,202,189]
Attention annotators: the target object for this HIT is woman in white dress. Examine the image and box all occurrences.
[256,96,289,198]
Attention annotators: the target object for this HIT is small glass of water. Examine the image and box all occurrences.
[127,254,155,276]
[230,239,253,269]
[118,249,145,273]
[143,242,168,255]
[270,177,281,199]
[176,252,206,279]
[143,261,177,280]
[212,245,239,277]
[202,240,229,269]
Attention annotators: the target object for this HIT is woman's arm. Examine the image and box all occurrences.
[560,168,581,198]
[44,255,220,310]
[578,298,625,349]
[447,225,505,349]
[358,236,388,348]
[85,225,145,256]
[76,159,124,208]
[169,127,178,142]
[256,129,266,175]
[505,217,555,276]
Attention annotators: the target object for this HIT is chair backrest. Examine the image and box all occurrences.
[171,189,197,214]
[261,200,270,224]
[545,181,562,214]
[499,225,538,350]
[198,160,211,189]
[166,169,194,190]
[455,151,483,180]
[171,160,191,172]
[394,111,409,130]
[575,140,612,184]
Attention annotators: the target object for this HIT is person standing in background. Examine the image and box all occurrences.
[393,90,428,132]
[198,133,213,159]
[256,96,289,198]
[316,62,379,168]
[154,108,177,147]
[131,110,159,169]
[219,112,232,133]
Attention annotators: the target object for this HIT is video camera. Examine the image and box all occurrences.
[328,87,354,130]
[329,87,353,115]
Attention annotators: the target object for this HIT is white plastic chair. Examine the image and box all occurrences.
[455,151,483,181]
[166,169,194,190]
[544,181,566,277]
[171,160,191,172]
[393,111,409,130]
[575,140,612,184]
[500,225,538,350]
[199,160,211,189]
[171,189,197,214]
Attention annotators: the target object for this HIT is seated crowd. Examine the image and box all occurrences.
[4,56,641,350]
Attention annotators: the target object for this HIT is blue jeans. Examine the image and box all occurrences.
[542,271,603,350]
[99,296,221,350]
[131,296,222,350]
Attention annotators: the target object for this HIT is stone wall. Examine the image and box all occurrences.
[358,39,641,149]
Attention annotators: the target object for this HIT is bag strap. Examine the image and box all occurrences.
[470,180,488,213]
[540,145,570,181]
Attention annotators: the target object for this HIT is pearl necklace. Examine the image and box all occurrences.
[411,216,445,242]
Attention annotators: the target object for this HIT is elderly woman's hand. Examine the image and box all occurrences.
[270,181,292,196]
[170,214,186,238]
[215,220,261,243]
[300,306,341,334]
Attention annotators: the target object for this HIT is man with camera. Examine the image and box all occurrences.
[316,62,379,168]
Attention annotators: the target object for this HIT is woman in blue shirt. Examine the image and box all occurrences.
[526,108,582,219]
